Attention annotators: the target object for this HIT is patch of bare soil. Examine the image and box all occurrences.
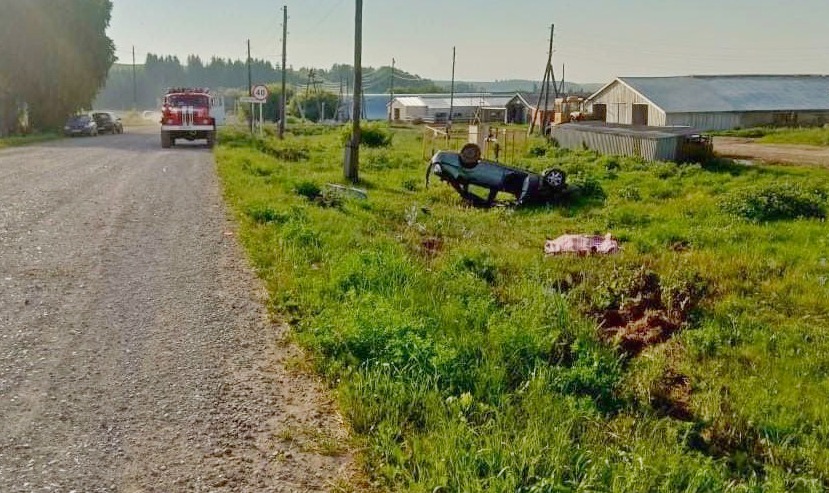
[714,136,829,166]
[597,269,705,356]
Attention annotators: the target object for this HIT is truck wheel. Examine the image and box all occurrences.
[161,131,172,148]
[206,131,216,148]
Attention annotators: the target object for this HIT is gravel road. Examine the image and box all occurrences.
[0,129,351,492]
[714,136,829,166]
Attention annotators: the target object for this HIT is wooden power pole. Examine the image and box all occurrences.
[279,5,287,139]
[448,47,456,128]
[388,57,395,123]
[132,46,137,110]
[344,0,362,183]
[529,24,555,135]
[247,39,253,134]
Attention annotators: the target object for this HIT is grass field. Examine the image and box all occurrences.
[216,123,829,492]
[0,132,60,149]
[717,127,829,147]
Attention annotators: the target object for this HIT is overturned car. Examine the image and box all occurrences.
[427,143,567,207]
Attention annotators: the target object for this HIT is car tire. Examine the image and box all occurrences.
[542,168,566,190]
[459,143,481,168]
[161,131,172,148]
[206,130,216,149]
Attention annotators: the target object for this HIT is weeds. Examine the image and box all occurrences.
[720,183,827,221]
[216,123,829,491]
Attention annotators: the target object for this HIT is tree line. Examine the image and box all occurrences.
[94,54,475,111]
[0,0,115,135]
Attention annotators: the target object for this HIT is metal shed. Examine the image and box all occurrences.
[389,94,511,123]
[587,75,829,131]
[549,122,709,162]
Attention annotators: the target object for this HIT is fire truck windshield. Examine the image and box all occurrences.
[167,94,208,108]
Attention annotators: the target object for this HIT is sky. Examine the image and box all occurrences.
[108,0,829,84]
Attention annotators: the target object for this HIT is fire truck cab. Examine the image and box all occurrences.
[160,88,223,148]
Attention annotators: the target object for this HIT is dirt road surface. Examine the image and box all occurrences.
[0,129,351,492]
[714,136,829,166]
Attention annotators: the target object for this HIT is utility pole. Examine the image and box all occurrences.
[130,46,136,109]
[388,57,395,123]
[337,78,343,122]
[448,47,456,129]
[541,24,555,132]
[529,24,554,135]
[247,39,253,134]
[279,5,287,139]
[344,0,362,183]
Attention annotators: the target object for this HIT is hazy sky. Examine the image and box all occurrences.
[109,0,829,83]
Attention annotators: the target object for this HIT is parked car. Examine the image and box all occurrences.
[63,114,98,137]
[91,111,123,134]
[427,143,567,207]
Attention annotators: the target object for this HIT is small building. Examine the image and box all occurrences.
[586,75,829,131]
[506,92,553,125]
[389,94,512,123]
[549,122,711,162]
[507,92,588,125]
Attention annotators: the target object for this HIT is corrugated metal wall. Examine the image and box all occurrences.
[588,81,667,126]
[665,112,741,131]
[591,82,829,131]
[550,126,680,161]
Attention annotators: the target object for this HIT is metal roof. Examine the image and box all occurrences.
[594,75,829,113]
[394,96,427,107]
[553,121,701,139]
[393,94,512,110]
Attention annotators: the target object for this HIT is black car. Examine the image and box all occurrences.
[92,111,124,134]
[63,114,98,137]
[427,143,567,207]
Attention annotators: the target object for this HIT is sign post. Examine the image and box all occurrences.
[243,85,269,137]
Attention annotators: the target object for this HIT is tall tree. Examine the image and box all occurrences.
[0,0,115,130]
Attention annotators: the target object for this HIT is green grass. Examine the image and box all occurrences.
[216,124,829,492]
[715,126,829,147]
[0,132,60,150]
[759,128,829,147]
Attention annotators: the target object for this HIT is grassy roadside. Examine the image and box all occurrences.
[0,132,61,150]
[216,123,829,492]
[716,127,829,147]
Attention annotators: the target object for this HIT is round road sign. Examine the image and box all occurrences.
[252,84,269,101]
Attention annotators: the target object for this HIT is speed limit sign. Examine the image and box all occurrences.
[252,84,269,101]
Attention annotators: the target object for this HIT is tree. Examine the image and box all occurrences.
[290,91,339,122]
[0,0,115,130]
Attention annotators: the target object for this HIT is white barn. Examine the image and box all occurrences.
[586,75,829,131]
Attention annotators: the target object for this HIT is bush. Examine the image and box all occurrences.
[342,123,393,148]
[719,183,827,222]
[294,180,322,200]
[528,143,548,157]
[245,204,287,224]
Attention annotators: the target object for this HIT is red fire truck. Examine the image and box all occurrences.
[160,88,223,148]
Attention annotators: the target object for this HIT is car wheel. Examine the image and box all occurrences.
[161,131,172,148]
[542,168,566,190]
[459,143,481,168]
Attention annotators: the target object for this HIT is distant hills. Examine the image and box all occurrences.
[432,79,604,95]
[95,53,604,110]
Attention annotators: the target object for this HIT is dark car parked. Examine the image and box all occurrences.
[92,111,124,134]
[63,114,98,137]
[427,143,567,207]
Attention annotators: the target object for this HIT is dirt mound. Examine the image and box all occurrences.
[596,268,706,356]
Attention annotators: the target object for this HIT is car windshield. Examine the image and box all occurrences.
[167,95,208,108]
[93,113,111,121]
[69,115,91,124]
